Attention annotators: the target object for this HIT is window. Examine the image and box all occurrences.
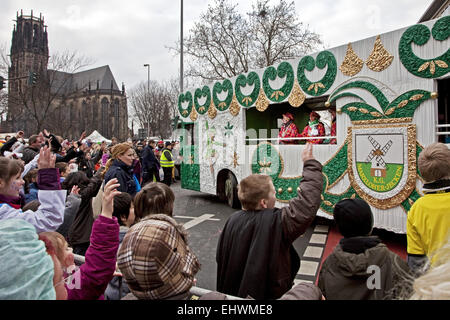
[101,98,109,138]
[437,78,450,143]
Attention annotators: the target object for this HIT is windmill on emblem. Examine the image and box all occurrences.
[366,136,393,178]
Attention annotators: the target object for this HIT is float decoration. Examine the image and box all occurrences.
[262,62,294,103]
[399,16,450,78]
[366,35,394,72]
[235,72,260,107]
[297,50,337,96]
[213,79,233,111]
[339,43,364,76]
[194,86,211,115]
[178,91,193,118]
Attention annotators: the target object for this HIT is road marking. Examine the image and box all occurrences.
[182,214,217,230]
[310,233,327,244]
[175,215,220,221]
[303,246,324,259]
[313,225,329,233]
[298,260,319,276]
[294,279,313,285]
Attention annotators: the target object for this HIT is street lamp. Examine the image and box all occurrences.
[143,64,150,93]
[180,0,184,93]
[143,64,150,138]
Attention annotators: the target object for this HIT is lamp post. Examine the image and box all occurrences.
[143,64,150,138]
[143,64,150,93]
[180,0,184,93]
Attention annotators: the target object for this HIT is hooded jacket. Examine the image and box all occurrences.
[318,237,411,300]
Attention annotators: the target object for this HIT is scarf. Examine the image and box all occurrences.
[308,119,319,127]
[422,179,450,194]
[0,193,25,209]
[339,236,381,254]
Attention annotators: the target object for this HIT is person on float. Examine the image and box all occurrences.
[329,108,337,145]
[298,111,325,144]
[278,112,300,145]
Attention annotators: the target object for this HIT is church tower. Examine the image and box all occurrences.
[8,10,48,95]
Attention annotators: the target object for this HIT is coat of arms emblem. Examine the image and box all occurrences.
[348,124,416,209]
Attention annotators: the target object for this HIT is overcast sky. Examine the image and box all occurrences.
[0,0,432,91]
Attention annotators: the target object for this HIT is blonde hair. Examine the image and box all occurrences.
[102,143,132,178]
[418,143,450,183]
[38,232,68,266]
[237,174,272,211]
[410,234,450,300]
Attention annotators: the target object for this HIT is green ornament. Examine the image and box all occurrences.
[262,62,294,103]
[235,72,260,107]
[297,50,337,96]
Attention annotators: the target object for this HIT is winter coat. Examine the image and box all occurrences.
[104,225,131,300]
[141,145,160,171]
[21,145,40,164]
[67,215,119,300]
[56,193,82,239]
[216,159,323,299]
[0,168,66,233]
[67,172,103,246]
[200,282,323,300]
[318,236,412,300]
[24,182,39,204]
[104,160,137,197]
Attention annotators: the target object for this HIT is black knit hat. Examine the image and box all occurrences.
[333,198,373,238]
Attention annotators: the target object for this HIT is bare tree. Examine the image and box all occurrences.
[248,0,323,68]
[173,0,322,82]
[128,79,179,139]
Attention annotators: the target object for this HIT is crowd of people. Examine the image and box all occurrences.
[0,128,448,301]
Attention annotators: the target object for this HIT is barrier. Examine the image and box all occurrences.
[73,254,243,300]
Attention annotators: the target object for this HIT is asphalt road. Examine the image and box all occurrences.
[171,182,328,291]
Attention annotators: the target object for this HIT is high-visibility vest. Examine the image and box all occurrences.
[160,149,174,167]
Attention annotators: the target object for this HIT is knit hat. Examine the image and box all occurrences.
[310,111,321,120]
[282,112,294,121]
[0,219,55,300]
[117,214,201,300]
[333,199,373,238]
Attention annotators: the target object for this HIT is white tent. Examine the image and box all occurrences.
[85,130,111,144]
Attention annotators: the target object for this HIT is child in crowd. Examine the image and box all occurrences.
[104,192,136,300]
[23,169,39,203]
[55,162,70,183]
[0,146,66,233]
[62,170,103,255]
[407,143,450,273]
[0,178,120,300]
[22,185,82,239]
[117,182,201,300]
[318,198,411,300]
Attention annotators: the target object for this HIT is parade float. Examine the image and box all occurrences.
[177,15,450,233]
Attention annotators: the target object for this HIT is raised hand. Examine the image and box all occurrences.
[79,131,86,141]
[70,185,80,196]
[101,178,121,219]
[38,145,56,169]
[43,129,50,138]
[301,142,314,163]
[16,130,24,139]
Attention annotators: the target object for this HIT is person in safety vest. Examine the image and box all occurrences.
[160,141,174,187]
